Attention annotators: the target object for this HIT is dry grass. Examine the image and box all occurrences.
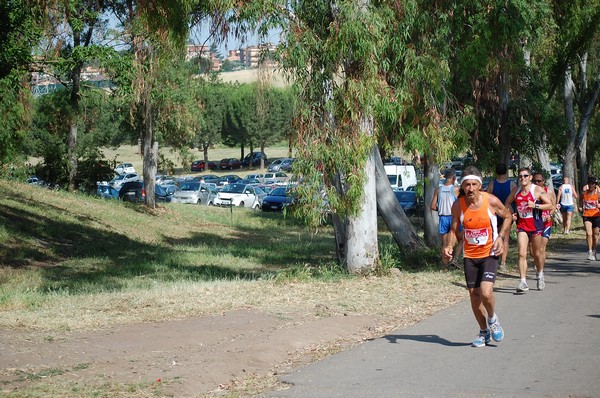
[100,144,294,176]
[0,178,467,335]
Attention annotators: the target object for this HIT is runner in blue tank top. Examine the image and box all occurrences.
[486,163,516,271]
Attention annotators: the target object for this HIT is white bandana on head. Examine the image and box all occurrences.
[461,175,482,185]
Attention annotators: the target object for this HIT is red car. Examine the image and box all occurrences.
[191,160,217,172]
[220,158,242,170]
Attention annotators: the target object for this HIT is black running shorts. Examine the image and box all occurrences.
[464,256,498,289]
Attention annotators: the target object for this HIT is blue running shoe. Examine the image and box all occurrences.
[471,329,490,347]
[488,319,504,342]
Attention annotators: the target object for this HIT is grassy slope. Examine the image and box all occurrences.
[0,180,466,333]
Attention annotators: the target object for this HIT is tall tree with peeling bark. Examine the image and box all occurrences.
[548,1,600,187]
[106,0,199,207]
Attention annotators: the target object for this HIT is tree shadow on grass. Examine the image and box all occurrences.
[0,194,336,295]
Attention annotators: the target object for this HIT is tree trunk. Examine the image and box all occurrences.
[374,146,424,250]
[142,95,157,208]
[563,66,577,185]
[498,68,511,166]
[536,133,553,190]
[345,116,379,274]
[203,142,209,163]
[67,32,83,192]
[424,159,440,248]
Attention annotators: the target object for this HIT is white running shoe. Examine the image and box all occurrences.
[516,281,529,293]
[537,274,545,291]
[587,251,595,261]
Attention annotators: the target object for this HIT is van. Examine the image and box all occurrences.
[384,165,417,191]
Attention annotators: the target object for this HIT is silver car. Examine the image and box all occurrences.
[172,181,203,204]
[109,173,140,189]
[172,182,217,205]
[267,158,294,172]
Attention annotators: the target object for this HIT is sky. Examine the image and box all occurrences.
[106,13,280,55]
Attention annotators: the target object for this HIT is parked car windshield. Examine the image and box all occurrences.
[270,187,287,196]
[180,182,200,191]
[394,191,415,201]
[222,184,247,194]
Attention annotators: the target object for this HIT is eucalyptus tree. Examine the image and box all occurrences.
[196,78,227,164]
[106,0,198,208]
[35,0,109,190]
[447,0,554,170]
[0,1,43,173]
[548,1,600,186]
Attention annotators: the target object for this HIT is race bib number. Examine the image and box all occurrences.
[465,228,489,245]
[517,202,532,219]
[584,200,597,210]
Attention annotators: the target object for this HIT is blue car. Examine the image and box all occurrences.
[261,187,296,212]
[97,181,120,199]
[393,189,418,215]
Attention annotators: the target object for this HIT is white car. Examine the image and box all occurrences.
[214,183,267,209]
[115,162,136,175]
[109,173,140,189]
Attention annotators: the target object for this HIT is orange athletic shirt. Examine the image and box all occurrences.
[582,189,600,218]
[460,192,498,259]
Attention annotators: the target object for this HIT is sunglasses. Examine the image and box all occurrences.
[533,179,544,183]
[518,174,530,179]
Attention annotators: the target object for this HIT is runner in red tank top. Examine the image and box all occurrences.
[443,166,512,347]
[505,168,554,293]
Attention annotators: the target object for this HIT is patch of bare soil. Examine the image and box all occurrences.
[0,309,385,397]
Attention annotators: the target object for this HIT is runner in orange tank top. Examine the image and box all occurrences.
[443,166,512,347]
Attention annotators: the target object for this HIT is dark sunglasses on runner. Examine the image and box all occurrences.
[533,179,544,183]
[518,174,530,178]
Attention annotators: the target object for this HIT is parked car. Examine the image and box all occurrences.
[256,183,277,195]
[216,174,242,186]
[118,182,175,203]
[267,158,294,172]
[262,172,289,184]
[198,183,219,205]
[109,173,140,189]
[97,181,119,199]
[241,152,268,167]
[191,160,217,172]
[214,183,267,208]
[154,184,177,203]
[27,176,46,186]
[114,162,136,175]
[237,178,261,185]
[159,184,179,196]
[393,189,418,216]
[156,175,176,185]
[279,158,295,172]
[246,173,264,181]
[261,186,297,212]
[171,181,204,204]
[220,158,242,170]
[195,174,219,184]
[119,181,145,203]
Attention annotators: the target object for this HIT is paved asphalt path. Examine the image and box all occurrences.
[267,242,600,398]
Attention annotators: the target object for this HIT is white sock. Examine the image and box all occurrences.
[520,278,527,284]
[488,314,497,324]
[537,271,544,278]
